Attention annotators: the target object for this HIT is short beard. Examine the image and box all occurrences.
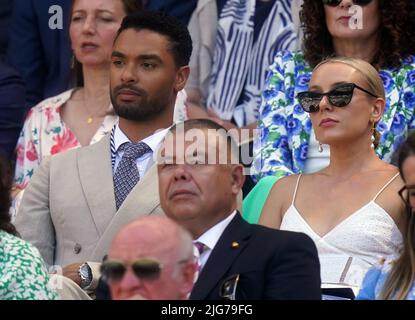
[110,89,168,122]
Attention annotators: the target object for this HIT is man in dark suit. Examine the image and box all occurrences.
[157,119,321,300]
[7,0,71,109]
[0,60,25,160]
[144,0,197,25]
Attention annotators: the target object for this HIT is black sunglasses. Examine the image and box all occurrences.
[100,257,191,282]
[322,0,373,7]
[297,83,378,113]
[100,258,164,282]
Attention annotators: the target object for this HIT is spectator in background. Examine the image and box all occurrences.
[0,61,25,161]
[186,0,298,135]
[103,216,196,300]
[246,0,415,223]
[7,0,72,109]
[0,155,58,300]
[357,131,415,300]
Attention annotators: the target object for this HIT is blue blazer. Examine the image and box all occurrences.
[0,60,25,160]
[0,1,13,59]
[7,0,71,109]
[144,0,197,25]
[190,213,322,300]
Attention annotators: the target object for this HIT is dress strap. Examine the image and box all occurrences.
[291,174,302,206]
[373,172,400,201]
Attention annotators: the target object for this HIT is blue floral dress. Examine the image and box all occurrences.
[356,258,415,300]
[253,51,415,180]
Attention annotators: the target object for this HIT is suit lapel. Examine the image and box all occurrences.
[77,135,116,237]
[91,165,163,261]
[190,213,252,300]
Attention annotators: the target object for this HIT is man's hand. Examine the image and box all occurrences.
[62,263,82,286]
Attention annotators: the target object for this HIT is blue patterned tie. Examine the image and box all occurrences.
[113,142,152,210]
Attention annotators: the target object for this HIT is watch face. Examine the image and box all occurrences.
[80,266,89,279]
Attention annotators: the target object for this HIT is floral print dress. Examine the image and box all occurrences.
[253,51,415,180]
[14,89,117,189]
[0,230,58,300]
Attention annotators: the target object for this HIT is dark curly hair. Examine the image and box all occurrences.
[301,0,415,69]
[0,156,18,236]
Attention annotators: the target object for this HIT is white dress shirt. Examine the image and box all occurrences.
[193,210,237,269]
[112,124,169,176]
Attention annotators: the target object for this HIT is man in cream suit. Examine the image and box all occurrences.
[15,11,192,297]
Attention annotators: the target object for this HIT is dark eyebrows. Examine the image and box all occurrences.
[138,54,163,64]
[111,51,125,59]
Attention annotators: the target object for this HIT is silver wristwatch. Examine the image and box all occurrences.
[78,262,92,289]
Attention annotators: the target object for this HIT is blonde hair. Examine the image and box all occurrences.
[314,57,386,100]
[314,57,385,147]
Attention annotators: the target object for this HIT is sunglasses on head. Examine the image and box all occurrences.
[322,0,373,6]
[297,83,378,113]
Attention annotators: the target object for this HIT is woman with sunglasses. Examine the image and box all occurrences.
[357,132,415,300]
[259,57,406,294]
[245,0,415,223]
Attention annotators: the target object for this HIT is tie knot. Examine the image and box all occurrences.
[119,142,151,159]
[194,241,207,256]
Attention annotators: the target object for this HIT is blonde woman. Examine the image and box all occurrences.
[259,57,406,292]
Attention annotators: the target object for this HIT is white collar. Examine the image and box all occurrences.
[194,210,237,251]
[113,124,170,153]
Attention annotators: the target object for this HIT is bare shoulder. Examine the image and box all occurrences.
[268,174,300,198]
[260,174,300,228]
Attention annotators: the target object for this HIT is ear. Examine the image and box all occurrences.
[371,97,385,123]
[230,164,245,196]
[174,66,190,92]
[180,261,197,297]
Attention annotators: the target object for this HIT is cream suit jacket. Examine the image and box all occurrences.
[15,134,164,270]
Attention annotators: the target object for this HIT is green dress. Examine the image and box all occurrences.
[0,230,58,300]
[242,176,278,224]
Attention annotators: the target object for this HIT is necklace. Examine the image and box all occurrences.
[81,91,108,125]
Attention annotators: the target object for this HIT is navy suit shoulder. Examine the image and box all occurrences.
[0,60,25,159]
[190,214,321,300]
[7,0,71,108]
[145,0,197,25]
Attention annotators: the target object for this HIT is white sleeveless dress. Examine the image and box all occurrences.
[280,173,403,289]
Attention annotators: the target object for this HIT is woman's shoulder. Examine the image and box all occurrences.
[30,89,74,114]
[269,50,309,73]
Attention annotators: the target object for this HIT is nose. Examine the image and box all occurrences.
[117,267,143,293]
[82,16,96,35]
[318,95,333,112]
[120,63,137,84]
[340,0,353,8]
[173,164,191,181]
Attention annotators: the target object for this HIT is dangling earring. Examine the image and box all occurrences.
[370,120,376,149]
[318,142,323,153]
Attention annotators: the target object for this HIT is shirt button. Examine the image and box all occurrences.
[74,243,82,254]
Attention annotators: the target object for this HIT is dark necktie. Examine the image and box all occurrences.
[113,142,151,210]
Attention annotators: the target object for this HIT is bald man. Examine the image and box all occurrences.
[103,216,197,300]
